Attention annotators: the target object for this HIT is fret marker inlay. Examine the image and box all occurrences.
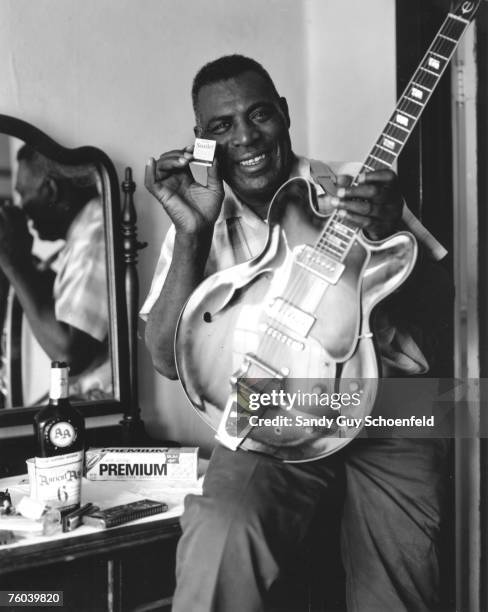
[395,114,409,127]
[428,57,441,70]
[411,87,424,100]
[309,0,478,277]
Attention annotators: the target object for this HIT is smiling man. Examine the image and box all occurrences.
[142,55,453,611]
[0,145,110,398]
[196,68,293,216]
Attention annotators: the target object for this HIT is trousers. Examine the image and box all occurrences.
[172,438,449,612]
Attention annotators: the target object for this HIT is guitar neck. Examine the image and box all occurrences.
[313,1,480,261]
[353,8,476,184]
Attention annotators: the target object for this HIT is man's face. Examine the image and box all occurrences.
[15,161,60,240]
[196,71,293,208]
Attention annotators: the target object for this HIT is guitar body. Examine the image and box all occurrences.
[174,0,480,462]
[176,178,417,461]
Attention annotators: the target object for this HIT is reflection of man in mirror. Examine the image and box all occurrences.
[0,145,111,400]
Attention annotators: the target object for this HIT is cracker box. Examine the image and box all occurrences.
[84,447,199,483]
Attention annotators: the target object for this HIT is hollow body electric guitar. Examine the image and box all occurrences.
[176,0,480,462]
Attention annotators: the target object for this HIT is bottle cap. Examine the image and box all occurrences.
[50,364,69,399]
[51,361,68,369]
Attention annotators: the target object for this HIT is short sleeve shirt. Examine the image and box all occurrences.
[53,197,108,342]
[140,156,446,321]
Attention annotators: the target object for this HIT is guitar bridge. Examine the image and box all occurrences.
[216,355,287,450]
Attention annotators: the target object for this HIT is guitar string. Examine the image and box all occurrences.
[282,14,474,330]
[250,15,463,383]
[313,17,462,253]
[231,11,475,440]
[244,15,466,405]
[234,14,466,431]
[311,17,463,260]
[273,15,464,324]
[273,17,463,322]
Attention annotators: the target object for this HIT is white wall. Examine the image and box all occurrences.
[305,0,396,163]
[0,0,395,454]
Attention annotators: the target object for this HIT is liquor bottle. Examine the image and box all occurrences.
[34,361,85,457]
[31,362,85,514]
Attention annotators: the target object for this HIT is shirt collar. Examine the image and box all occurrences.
[216,155,324,224]
[293,157,327,195]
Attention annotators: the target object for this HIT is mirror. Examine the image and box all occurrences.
[0,115,129,426]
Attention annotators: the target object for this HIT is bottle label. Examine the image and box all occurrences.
[49,421,77,448]
[50,367,69,400]
[27,450,83,512]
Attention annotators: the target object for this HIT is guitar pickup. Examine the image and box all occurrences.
[295,245,345,284]
[266,298,315,337]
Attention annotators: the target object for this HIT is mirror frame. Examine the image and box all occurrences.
[0,114,130,427]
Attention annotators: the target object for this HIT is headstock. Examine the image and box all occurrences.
[451,0,481,21]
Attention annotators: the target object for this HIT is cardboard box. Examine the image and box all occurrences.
[26,450,83,513]
[85,447,199,482]
[192,138,216,166]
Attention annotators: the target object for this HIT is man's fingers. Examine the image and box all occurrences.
[334,200,382,219]
[336,174,353,188]
[144,152,194,201]
[358,169,397,185]
[206,157,223,194]
[147,149,194,181]
[155,153,191,176]
[144,157,157,192]
[343,212,389,238]
[325,192,386,218]
[336,184,379,201]
[144,156,186,201]
[336,210,384,231]
[329,170,400,240]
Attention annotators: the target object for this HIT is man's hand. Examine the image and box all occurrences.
[145,145,224,235]
[0,203,33,267]
[326,169,403,240]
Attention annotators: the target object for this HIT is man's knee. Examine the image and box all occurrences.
[176,490,280,603]
[180,490,267,552]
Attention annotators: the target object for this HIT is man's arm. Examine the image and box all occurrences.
[326,169,403,240]
[326,169,453,375]
[0,255,102,375]
[0,205,102,374]
[145,230,212,379]
[144,146,224,379]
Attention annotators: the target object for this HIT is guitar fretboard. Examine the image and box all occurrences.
[312,6,477,264]
[358,11,471,180]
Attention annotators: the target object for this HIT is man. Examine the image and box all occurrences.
[142,55,452,611]
[0,145,111,400]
